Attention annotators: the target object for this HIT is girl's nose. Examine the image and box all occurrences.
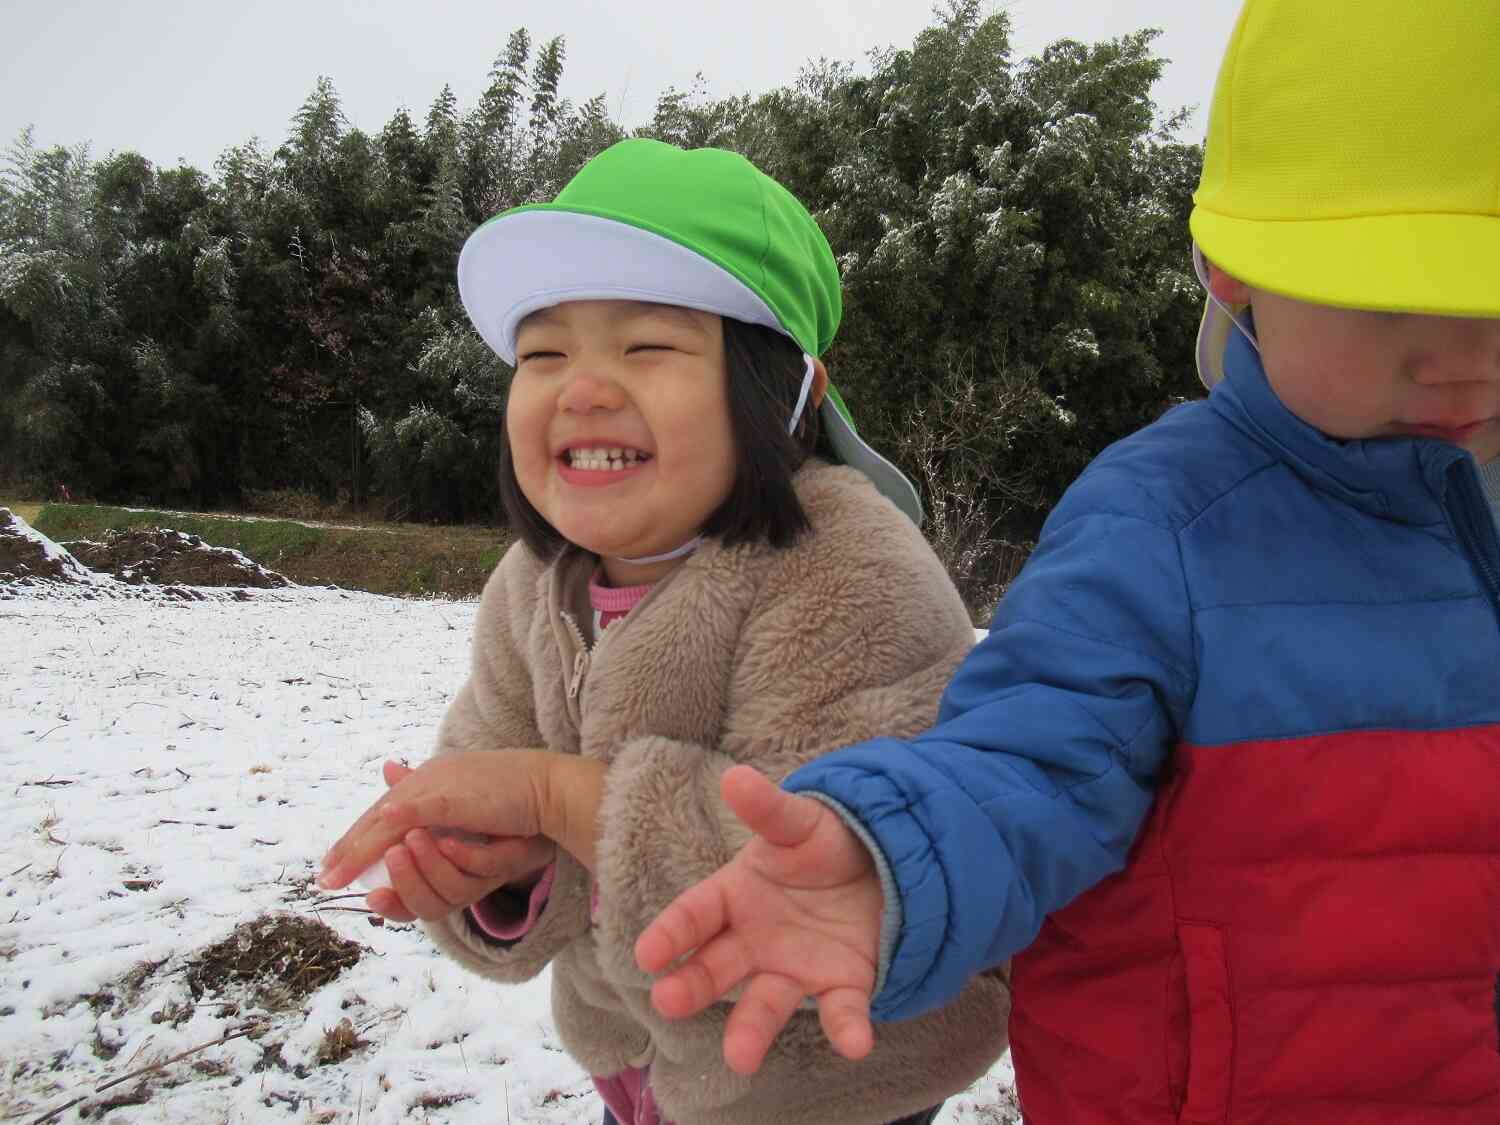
[556,369,624,414]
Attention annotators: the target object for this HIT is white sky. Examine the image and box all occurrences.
[3,0,1244,173]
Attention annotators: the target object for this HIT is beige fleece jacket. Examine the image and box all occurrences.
[423,462,1010,1125]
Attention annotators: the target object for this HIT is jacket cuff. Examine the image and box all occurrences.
[800,792,902,1010]
[786,756,952,1023]
[467,863,557,943]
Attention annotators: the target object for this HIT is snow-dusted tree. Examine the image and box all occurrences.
[2,7,1197,545]
[731,0,1204,535]
[0,133,121,491]
[359,308,506,522]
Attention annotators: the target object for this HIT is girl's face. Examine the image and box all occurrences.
[507,300,737,585]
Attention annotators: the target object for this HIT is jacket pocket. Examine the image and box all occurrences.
[1175,922,1233,1125]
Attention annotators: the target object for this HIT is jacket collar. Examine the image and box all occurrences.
[1209,328,1472,525]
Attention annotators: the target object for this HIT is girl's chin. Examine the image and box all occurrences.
[554,526,637,559]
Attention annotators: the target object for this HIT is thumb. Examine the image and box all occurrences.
[721,765,824,849]
[382,759,413,788]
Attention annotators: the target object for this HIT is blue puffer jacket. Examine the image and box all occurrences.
[786,331,1500,1122]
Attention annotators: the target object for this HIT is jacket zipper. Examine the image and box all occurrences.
[1445,458,1500,628]
[560,611,591,700]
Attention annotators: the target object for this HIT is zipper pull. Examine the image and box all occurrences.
[568,648,589,700]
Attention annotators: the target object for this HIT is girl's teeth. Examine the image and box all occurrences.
[569,448,646,471]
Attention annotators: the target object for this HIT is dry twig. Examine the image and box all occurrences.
[27,1021,267,1124]
[19,776,75,790]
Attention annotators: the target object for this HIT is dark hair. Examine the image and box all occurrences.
[498,315,825,561]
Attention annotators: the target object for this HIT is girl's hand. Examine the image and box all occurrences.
[319,751,551,891]
[634,765,884,1076]
[359,762,558,922]
[366,827,558,922]
[319,750,607,892]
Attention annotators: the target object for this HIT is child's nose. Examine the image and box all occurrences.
[1411,318,1500,385]
[556,369,625,414]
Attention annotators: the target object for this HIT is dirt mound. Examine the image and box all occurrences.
[184,913,362,1011]
[66,528,293,589]
[0,507,103,585]
[1,510,293,603]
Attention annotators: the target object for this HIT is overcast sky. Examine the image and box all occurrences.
[4,0,1244,174]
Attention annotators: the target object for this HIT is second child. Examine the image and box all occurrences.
[636,4,1500,1122]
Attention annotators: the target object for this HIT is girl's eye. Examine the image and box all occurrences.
[518,350,563,363]
[628,343,674,354]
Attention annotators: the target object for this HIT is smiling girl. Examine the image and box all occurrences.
[318,139,1010,1125]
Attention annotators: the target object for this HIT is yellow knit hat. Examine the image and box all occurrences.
[1190,0,1500,387]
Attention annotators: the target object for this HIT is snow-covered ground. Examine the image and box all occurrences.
[1,583,1017,1123]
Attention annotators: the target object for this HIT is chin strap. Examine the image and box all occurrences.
[787,353,815,436]
[613,355,818,566]
[1193,244,1261,355]
[615,534,705,566]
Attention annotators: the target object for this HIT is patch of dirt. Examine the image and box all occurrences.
[416,1091,474,1109]
[77,1081,154,1117]
[1,509,290,603]
[65,529,292,589]
[183,914,362,1011]
[0,507,95,583]
[314,1017,367,1066]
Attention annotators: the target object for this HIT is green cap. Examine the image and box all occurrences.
[457,138,923,525]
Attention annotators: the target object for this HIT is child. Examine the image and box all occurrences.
[317,138,1010,1125]
[633,3,1500,1122]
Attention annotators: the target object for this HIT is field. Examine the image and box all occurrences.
[0,579,1020,1123]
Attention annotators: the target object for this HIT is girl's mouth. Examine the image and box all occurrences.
[562,446,652,472]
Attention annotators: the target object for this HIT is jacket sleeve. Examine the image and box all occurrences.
[422,545,591,982]
[590,486,978,989]
[784,478,1197,1023]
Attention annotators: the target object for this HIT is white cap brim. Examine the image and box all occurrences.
[458,210,783,365]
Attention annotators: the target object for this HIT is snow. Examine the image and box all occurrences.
[1,585,1017,1123]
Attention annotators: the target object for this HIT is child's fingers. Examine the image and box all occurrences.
[403,828,491,907]
[382,759,413,787]
[438,832,555,883]
[720,765,823,849]
[321,787,423,888]
[635,873,732,973]
[399,784,544,841]
[366,884,416,923]
[816,987,874,1062]
[320,798,479,890]
[384,842,457,921]
[647,929,760,1020]
[721,973,806,1076]
[319,803,396,887]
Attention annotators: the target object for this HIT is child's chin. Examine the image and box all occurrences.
[565,531,630,558]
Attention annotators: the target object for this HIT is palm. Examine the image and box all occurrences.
[636,765,883,1075]
[721,815,879,976]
